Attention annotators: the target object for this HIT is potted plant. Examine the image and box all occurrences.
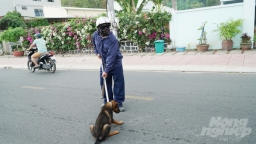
[11,44,24,56]
[240,33,252,50]
[196,21,209,52]
[214,18,243,51]
[0,27,26,56]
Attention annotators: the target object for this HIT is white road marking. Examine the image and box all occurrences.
[126,95,154,101]
[21,86,46,90]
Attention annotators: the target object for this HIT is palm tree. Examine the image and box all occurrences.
[115,0,149,14]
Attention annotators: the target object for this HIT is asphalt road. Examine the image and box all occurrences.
[0,69,255,144]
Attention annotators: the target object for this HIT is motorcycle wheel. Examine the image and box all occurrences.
[47,58,56,73]
[27,61,35,73]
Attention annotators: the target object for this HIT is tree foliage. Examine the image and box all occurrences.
[61,0,220,11]
[6,11,22,18]
[0,11,26,30]
[162,0,220,10]
[206,0,220,6]
[61,0,107,8]
[0,27,26,47]
[61,0,149,15]
[0,11,49,30]
[25,18,49,28]
[162,0,172,8]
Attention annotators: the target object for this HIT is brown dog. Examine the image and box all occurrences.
[90,100,123,144]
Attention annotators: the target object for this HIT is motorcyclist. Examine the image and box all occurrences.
[27,33,48,68]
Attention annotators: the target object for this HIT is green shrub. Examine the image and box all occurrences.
[0,27,25,42]
[0,11,26,30]
[25,18,49,28]
[11,44,22,49]
[117,10,172,51]
[21,11,172,52]
[0,27,25,51]
[22,17,97,52]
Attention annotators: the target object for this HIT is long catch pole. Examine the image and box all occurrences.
[101,64,109,102]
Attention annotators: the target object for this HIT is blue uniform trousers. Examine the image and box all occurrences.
[100,66,125,106]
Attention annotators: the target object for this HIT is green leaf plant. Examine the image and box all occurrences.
[214,18,243,40]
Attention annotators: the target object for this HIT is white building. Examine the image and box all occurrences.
[0,0,61,18]
[43,6,106,18]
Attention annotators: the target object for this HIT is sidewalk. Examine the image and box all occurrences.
[1,49,256,73]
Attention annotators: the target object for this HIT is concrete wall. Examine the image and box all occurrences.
[2,41,12,55]
[242,0,255,45]
[0,0,14,16]
[170,3,255,50]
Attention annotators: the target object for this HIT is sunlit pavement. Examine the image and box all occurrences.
[1,49,256,73]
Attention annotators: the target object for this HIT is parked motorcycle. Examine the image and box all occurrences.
[27,48,56,73]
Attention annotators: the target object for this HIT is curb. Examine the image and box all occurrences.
[2,64,256,73]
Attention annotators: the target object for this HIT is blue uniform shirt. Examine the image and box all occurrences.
[92,31,123,73]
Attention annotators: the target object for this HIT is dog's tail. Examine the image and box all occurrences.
[95,139,101,144]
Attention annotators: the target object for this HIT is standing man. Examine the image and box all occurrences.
[27,33,47,68]
[92,17,125,112]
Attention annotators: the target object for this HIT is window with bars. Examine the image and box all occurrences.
[47,0,54,2]
[22,6,27,10]
[34,9,44,17]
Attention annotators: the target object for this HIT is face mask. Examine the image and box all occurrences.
[98,24,110,37]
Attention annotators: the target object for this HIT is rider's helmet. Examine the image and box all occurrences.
[96,17,111,37]
[34,33,42,38]
[96,17,111,27]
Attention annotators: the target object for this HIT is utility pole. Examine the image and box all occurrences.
[107,0,118,38]
[12,0,16,11]
[172,0,177,10]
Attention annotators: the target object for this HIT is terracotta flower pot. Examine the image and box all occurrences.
[13,51,24,57]
[240,43,252,50]
[196,44,209,52]
[222,40,233,51]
